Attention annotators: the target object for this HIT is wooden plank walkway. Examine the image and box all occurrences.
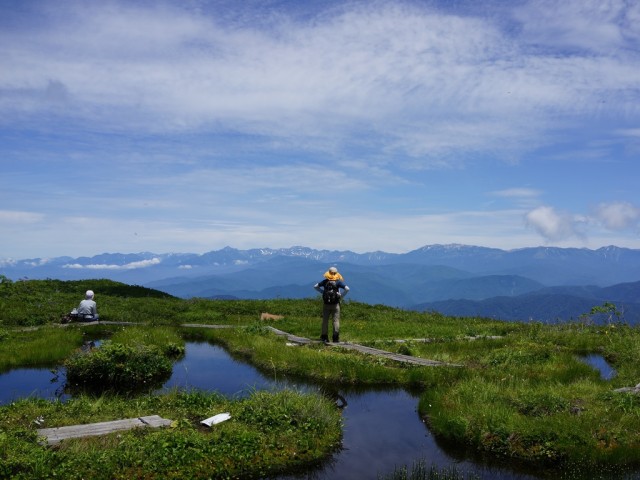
[180,323,237,329]
[335,342,458,366]
[266,327,461,367]
[37,415,172,446]
[266,326,315,345]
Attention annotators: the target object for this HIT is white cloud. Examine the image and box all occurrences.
[594,202,640,230]
[525,206,585,242]
[63,258,161,270]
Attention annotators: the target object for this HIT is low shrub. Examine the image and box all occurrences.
[111,326,186,358]
[64,341,173,393]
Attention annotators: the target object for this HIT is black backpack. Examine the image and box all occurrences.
[322,281,340,305]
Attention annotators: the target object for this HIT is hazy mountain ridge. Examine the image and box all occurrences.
[417,282,640,324]
[3,244,640,323]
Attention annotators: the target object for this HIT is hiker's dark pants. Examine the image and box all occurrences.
[321,303,340,337]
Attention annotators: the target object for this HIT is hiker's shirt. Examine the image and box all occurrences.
[77,299,97,317]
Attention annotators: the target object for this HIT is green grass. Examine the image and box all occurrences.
[413,323,640,473]
[110,325,186,358]
[0,277,180,326]
[3,278,640,476]
[0,389,342,479]
[184,324,462,388]
[0,327,84,372]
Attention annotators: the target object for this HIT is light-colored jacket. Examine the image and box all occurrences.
[77,299,97,317]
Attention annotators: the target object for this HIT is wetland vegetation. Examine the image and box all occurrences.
[2,277,640,478]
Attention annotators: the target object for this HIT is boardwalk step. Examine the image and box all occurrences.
[37,415,172,445]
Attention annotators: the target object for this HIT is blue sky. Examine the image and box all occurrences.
[1,0,639,259]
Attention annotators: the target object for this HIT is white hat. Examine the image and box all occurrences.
[328,267,338,273]
[85,290,94,299]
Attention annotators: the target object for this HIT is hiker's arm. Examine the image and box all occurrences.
[313,283,322,293]
[341,285,350,297]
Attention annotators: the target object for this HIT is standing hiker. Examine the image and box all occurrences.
[314,267,349,343]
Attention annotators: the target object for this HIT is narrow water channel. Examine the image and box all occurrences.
[579,354,616,380]
[0,341,541,479]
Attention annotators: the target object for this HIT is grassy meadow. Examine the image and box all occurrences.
[2,277,640,478]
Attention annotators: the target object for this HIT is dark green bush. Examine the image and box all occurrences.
[64,341,172,393]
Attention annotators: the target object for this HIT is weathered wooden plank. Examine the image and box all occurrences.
[335,342,461,367]
[37,415,172,446]
[139,415,173,428]
[180,323,237,329]
[266,326,314,345]
[89,321,138,325]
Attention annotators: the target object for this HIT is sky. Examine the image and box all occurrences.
[1,0,640,260]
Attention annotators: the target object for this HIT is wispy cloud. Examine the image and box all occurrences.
[514,0,638,53]
[2,1,638,165]
[0,210,45,224]
[63,258,161,270]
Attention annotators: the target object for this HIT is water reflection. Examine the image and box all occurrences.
[0,341,541,480]
[160,341,281,395]
[307,389,443,479]
[579,354,616,380]
[0,367,68,404]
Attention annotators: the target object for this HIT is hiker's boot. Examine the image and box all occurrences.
[320,335,329,343]
[332,332,339,343]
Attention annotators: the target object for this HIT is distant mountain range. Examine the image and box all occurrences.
[2,244,640,324]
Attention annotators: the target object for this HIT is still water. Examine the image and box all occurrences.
[0,341,541,479]
[579,354,617,380]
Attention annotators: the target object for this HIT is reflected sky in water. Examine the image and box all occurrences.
[579,354,617,381]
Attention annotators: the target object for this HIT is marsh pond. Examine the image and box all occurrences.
[0,339,597,480]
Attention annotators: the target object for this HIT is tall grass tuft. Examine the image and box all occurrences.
[0,327,83,372]
[378,460,480,480]
[111,325,185,357]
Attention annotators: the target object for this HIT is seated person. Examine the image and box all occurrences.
[75,290,99,321]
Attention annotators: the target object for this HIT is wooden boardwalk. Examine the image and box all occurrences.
[266,327,461,367]
[334,342,458,366]
[37,415,172,446]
